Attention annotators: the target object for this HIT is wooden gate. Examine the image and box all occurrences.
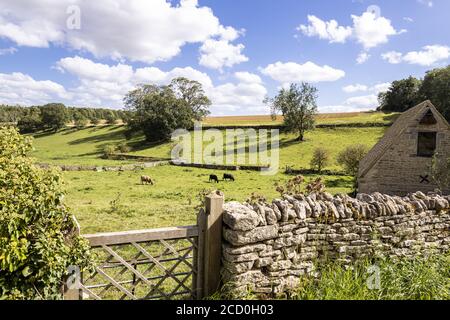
[64,193,224,300]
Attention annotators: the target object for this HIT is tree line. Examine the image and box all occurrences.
[378,65,450,119]
[0,104,132,133]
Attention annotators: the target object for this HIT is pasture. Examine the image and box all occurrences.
[29,112,391,234]
[203,111,399,126]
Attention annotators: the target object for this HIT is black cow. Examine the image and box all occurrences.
[223,173,235,182]
[209,174,219,183]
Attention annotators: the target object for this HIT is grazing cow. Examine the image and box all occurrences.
[209,174,219,183]
[141,175,154,185]
[223,173,235,182]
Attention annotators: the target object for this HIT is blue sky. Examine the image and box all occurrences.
[0,0,449,115]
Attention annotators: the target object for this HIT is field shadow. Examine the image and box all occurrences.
[68,128,126,146]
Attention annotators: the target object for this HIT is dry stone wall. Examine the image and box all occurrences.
[221,191,450,296]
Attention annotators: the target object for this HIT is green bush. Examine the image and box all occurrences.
[0,127,92,299]
[117,143,131,153]
[102,144,117,158]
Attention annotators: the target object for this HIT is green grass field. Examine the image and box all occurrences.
[29,112,388,234]
[203,111,399,126]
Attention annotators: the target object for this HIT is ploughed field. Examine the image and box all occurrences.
[30,112,391,233]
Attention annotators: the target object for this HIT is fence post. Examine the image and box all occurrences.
[63,216,82,300]
[196,191,224,299]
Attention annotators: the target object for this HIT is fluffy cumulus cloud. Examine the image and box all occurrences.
[343,82,390,94]
[0,0,245,66]
[298,11,404,63]
[199,39,248,71]
[53,57,266,113]
[0,72,70,106]
[342,84,368,93]
[260,61,345,84]
[351,12,403,50]
[322,81,391,112]
[382,45,450,66]
[356,52,371,64]
[209,72,267,114]
[297,15,352,44]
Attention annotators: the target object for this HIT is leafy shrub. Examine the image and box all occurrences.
[337,144,368,177]
[102,144,117,158]
[117,143,131,153]
[0,127,92,299]
[310,147,330,173]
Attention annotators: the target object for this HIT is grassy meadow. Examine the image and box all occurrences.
[203,111,399,126]
[28,111,391,234]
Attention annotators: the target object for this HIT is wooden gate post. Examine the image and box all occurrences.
[196,191,224,299]
[63,216,82,300]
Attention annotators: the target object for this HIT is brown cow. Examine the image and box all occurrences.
[141,175,154,185]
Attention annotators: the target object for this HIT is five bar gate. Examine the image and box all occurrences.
[64,193,224,300]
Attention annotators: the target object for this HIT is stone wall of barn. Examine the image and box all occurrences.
[221,192,450,296]
[358,119,450,196]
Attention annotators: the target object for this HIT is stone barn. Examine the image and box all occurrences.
[358,100,450,196]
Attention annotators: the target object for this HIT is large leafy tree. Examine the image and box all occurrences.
[419,65,450,120]
[39,103,69,132]
[378,76,422,112]
[0,127,92,299]
[265,82,318,141]
[124,77,211,142]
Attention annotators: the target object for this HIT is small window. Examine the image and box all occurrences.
[417,132,437,157]
[419,109,437,125]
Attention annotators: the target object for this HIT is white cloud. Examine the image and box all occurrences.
[343,84,368,93]
[382,45,450,66]
[0,0,242,64]
[54,56,266,114]
[351,12,400,49]
[381,51,403,64]
[260,61,345,84]
[342,82,390,94]
[356,52,371,64]
[297,15,352,44]
[0,72,70,106]
[403,17,414,23]
[418,0,433,8]
[234,72,263,84]
[344,94,378,109]
[210,80,267,115]
[0,47,18,56]
[199,38,248,71]
[372,82,391,93]
[298,11,404,50]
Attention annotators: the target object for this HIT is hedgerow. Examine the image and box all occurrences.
[0,127,92,299]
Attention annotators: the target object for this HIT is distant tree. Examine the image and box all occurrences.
[104,111,118,125]
[337,144,369,193]
[169,77,211,120]
[378,76,422,112]
[125,78,211,142]
[90,117,101,126]
[310,147,330,173]
[418,65,450,120]
[265,82,318,141]
[17,112,42,134]
[39,103,69,131]
[73,112,88,128]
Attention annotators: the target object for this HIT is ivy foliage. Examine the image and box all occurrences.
[0,127,92,299]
